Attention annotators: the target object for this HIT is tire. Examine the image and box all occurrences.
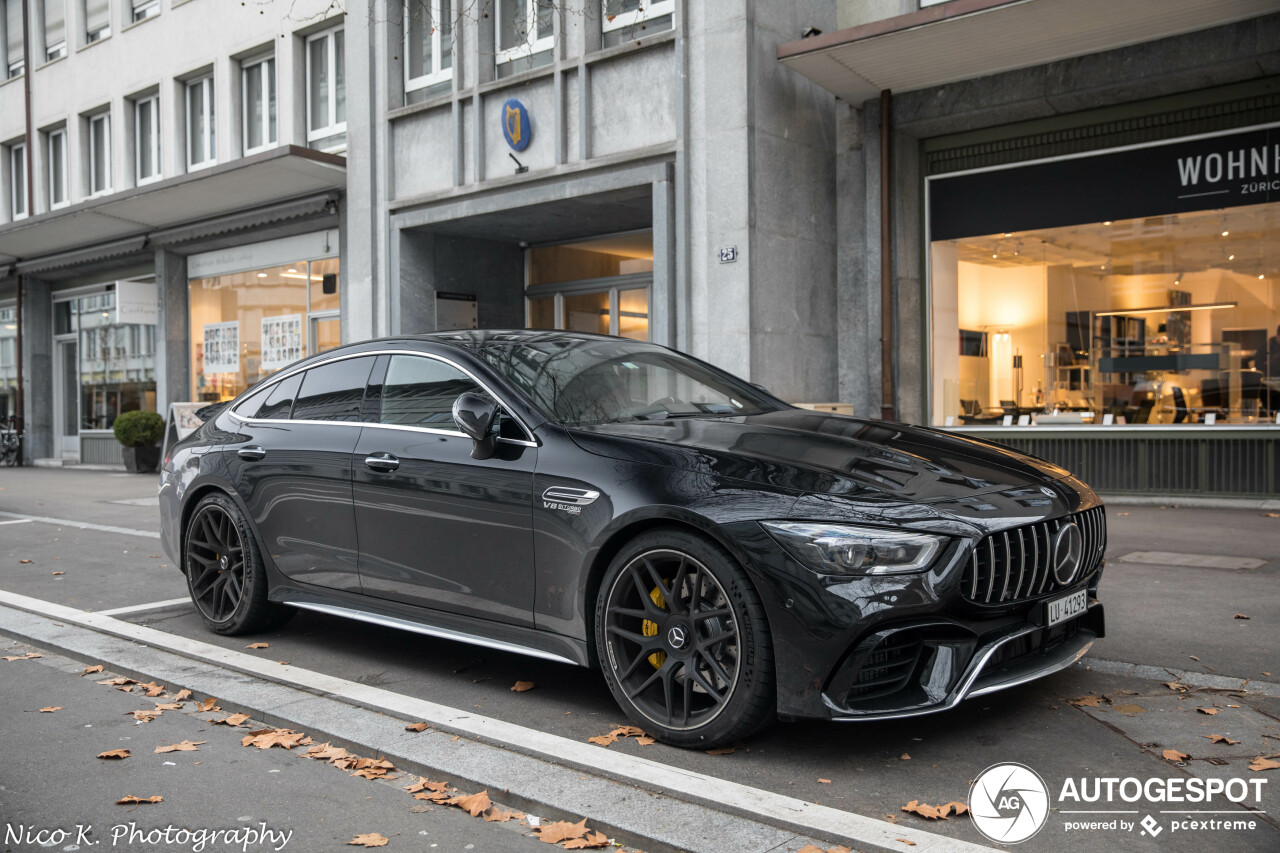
[183,492,292,635]
[595,528,776,748]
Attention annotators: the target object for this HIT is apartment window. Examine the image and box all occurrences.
[83,0,109,43]
[186,75,215,169]
[306,27,345,152]
[43,0,65,60]
[496,0,554,78]
[47,127,67,207]
[242,54,276,154]
[134,94,160,182]
[88,111,111,194]
[130,0,157,22]
[405,0,452,100]
[8,143,25,218]
[601,0,673,48]
[4,0,22,77]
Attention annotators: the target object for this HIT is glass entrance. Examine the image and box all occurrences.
[56,340,78,458]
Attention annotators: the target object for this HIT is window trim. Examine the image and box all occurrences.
[83,0,110,43]
[133,93,161,184]
[8,142,26,220]
[600,0,674,34]
[130,0,158,23]
[87,111,111,196]
[404,0,452,95]
[241,53,276,155]
[47,127,68,208]
[305,26,346,148]
[495,0,554,71]
[185,74,216,170]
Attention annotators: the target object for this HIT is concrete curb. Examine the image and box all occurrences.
[0,592,992,853]
[1082,656,1280,697]
[1099,494,1280,510]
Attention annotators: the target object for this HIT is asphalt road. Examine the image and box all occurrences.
[1,466,1277,852]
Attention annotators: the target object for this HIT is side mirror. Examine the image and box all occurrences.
[452,392,499,460]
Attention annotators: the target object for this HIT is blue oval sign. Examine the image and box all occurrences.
[502,98,531,152]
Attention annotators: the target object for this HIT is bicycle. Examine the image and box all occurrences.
[1,415,20,467]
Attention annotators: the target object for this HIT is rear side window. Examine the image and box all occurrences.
[380,355,482,427]
[234,373,302,420]
[293,357,376,422]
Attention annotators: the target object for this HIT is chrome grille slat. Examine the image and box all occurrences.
[985,537,997,604]
[964,508,1106,606]
[1013,528,1027,599]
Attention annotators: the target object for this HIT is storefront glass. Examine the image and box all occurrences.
[189,258,341,402]
[931,202,1280,426]
[526,231,652,340]
[52,290,158,431]
[0,305,16,419]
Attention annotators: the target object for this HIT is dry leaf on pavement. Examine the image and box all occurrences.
[404,721,429,732]
[213,713,252,726]
[98,677,136,689]
[563,832,610,849]
[511,681,535,692]
[1112,704,1147,714]
[136,682,166,697]
[896,841,917,847]
[18,558,31,563]
[1163,681,1188,692]
[39,706,64,713]
[900,753,911,760]
[446,790,492,817]
[127,709,160,723]
[404,778,450,794]
[1233,613,1250,619]
[1197,708,1220,715]
[1067,694,1109,707]
[705,746,737,755]
[587,725,648,747]
[1205,735,1240,745]
[635,736,655,745]
[3,652,42,661]
[536,818,590,844]
[901,800,946,820]
[51,571,64,576]
[941,802,968,817]
[1249,757,1280,772]
[1162,749,1190,762]
[115,795,162,805]
[82,665,103,676]
[246,643,270,649]
[241,728,311,750]
[818,778,832,784]
[173,689,193,701]
[484,807,524,823]
[347,834,388,847]
[155,740,205,753]
[198,697,220,712]
[309,744,354,763]
[98,749,131,760]
[153,702,185,711]
[349,759,397,780]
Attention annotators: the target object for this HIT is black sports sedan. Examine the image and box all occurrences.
[159,331,1105,747]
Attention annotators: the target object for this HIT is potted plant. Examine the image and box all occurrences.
[113,410,165,474]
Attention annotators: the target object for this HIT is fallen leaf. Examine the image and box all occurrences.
[19,558,31,563]
[1264,512,1280,518]
[1112,704,1147,714]
[154,740,205,753]
[1197,708,1220,715]
[1189,655,1200,661]
[405,721,430,732]
[1234,614,1251,620]
[153,702,184,711]
[796,847,826,853]
[3,652,42,661]
[127,709,160,723]
[404,777,451,794]
[1162,749,1190,762]
[198,697,221,712]
[309,744,354,763]
[1164,682,1188,692]
[587,725,648,747]
[942,802,968,817]
[537,818,589,844]
[115,795,162,805]
[587,734,616,746]
[213,713,252,727]
[136,681,166,697]
[447,790,491,817]
[901,800,947,820]
[896,841,916,847]
[484,807,524,823]
[39,706,64,713]
[1250,757,1280,771]
[818,778,832,784]
[900,753,911,760]
[563,832,610,849]
[173,689,193,702]
[347,834,388,848]
[1205,735,1240,745]
[81,665,104,676]
[51,571,64,576]
[98,677,135,687]
[98,749,131,760]
[246,643,270,649]
[241,728,310,750]
[511,681,535,692]
[635,736,655,746]
[414,790,455,804]
[705,745,737,755]
[1068,694,1109,707]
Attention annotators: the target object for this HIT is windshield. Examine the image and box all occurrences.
[475,338,784,427]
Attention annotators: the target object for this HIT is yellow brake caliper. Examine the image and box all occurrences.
[642,585,668,669]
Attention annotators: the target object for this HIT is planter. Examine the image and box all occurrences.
[122,444,160,474]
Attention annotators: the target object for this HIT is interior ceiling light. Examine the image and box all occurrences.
[1222,230,1230,237]
[286,268,298,273]
[1229,254,1236,260]
[1096,302,1237,317]
[1103,221,1112,225]
[281,273,324,281]
[257,273,267,278]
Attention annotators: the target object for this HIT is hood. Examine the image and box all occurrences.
[567,409,1070,505]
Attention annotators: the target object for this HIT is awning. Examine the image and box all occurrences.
[777,0,1279,105]
[0,145,345,266]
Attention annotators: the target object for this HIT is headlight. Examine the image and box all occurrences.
[761,521,945,575]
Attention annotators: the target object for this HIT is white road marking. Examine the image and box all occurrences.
[108,496,160,507]
[0,511,160,539]
[96,597,192,616]
[0,518,33,526]
[0,588,985,853]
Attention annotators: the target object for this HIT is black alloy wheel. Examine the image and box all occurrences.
[184,493,290,635]
[597,530,775,747]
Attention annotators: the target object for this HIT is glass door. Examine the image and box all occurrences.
[55,339,79,458]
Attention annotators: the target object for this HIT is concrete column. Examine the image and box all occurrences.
[835,98,879,420]
[651,173,677,348]
[343,7,379,342]
[19,277,52,463]
[154,250,190,410]
[396,229,436,335]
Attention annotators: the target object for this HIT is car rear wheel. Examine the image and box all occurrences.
[184,493,291,635]
[595,529,775,748]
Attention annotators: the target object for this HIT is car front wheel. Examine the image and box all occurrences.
[595,529,775,748]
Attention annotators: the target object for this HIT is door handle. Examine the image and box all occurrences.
[238,445,266,461]
[364,452,400,472]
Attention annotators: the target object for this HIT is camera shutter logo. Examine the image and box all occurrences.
[1051,522,1083,585]
[968,762,1050,844]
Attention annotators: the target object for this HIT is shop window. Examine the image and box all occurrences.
[601,0,673,49]
[242,54,276,155]
[930,204,1280,426]
[0,305,16,419]
[88,111,111,195]
[82,0,109,43]
[43,0,65,61]
[7,142,25,219]
[130,0,157,23]
[188,258,342,402]
[306,27,346,153]
[57,288,158,432]
[496,0,553,79]
[4,0,23,77]
[404,0,452,104]
[293,356,374,422]
[186,75,215,170]
[47,127,68,207]
[134,94,160,183]
[525,230,652,341]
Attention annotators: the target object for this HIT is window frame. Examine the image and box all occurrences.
[43,0,66,61]
[47,127,68,208]
[404,0,452,95]
[378,352,483,429]
[133,93,160,184]
[87,110,111,196]
[305,26,346,151]
[241,53,276,155]
[130,0,158,23]
[185,74,216,171]
[600,0,674,34]
[8,142,26,219]
[83,0,110,43]
[495,0,554,72]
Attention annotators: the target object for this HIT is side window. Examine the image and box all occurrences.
[293,356,375,422]
[233,372,301,420]
[380,355,481,428]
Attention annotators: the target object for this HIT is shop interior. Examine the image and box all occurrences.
[932,201,1280,426]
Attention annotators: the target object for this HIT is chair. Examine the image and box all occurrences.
[1170,386,1188,423]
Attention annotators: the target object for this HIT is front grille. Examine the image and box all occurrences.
[844,630,924,703]
[962,507,1106,605]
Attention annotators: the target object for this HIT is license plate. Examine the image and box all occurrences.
[1046,589,1088,627]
